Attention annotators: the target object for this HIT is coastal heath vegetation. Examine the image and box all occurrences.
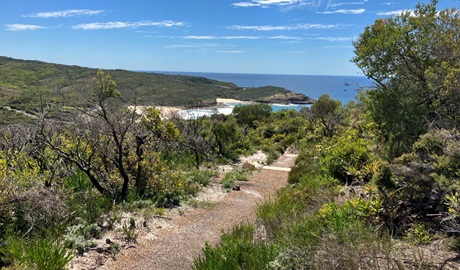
[194,1,460,269]
[0,66,308,267]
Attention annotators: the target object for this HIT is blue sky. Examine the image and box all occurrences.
[0,0,456,75]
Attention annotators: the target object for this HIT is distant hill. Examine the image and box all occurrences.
[0,56,313,123]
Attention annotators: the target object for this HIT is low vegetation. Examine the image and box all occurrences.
[0,67,306,268]
[1,1,458,269]
[194,1,460,269]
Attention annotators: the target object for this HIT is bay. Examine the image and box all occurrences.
[156,71,373,104]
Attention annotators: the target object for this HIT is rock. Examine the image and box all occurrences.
[242,161,256,171]
[257,92,315,104]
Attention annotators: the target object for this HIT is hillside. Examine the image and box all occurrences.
[0,56,313,123]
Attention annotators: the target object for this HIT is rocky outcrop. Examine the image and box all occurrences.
[256,92,314,104]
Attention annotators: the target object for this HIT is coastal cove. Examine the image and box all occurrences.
[155,72,373,104]
[178,98,311,120]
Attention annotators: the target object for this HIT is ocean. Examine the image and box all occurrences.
[157,72,373,104]
[154,71,373,118]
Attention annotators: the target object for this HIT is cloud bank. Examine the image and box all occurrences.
[5,24,47,31]
[24,9,105,18]
[233,0,299,8]
[319,9,365,14]
[228,23,342,31]
[73,21,186,30]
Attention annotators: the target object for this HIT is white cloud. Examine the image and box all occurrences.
[183,35,219,40]
[376,9,412,16]
[233,2,261,7]
[257,0,298,5]
[232,0,301,8]
[319,9,365,14]
[228,23,342,31]
[222,35,262,39]
[269,35,303,40]
[166,43,219,49]
[330,1,367,8]
[73,21,186,30]
[5,24,47,31]
[182,35,302,40]
[24,9,105,18]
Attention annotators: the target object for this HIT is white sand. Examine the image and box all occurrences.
[216,98,251,104]
[128,105,182,119]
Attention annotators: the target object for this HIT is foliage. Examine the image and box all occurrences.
[222,170,251,189]
[318,129,378,185]
[64,223,101,254]
[184,169,217,196]
[352,0,460,156]
[232,103,272,129]
[193,224,278,270]
[121,217,138,244]
[404,224,432,245]
[305,94,344,137]
[0,233,73,270]
[194,2,460,269]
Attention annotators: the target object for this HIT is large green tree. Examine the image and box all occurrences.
[352,0,460,156]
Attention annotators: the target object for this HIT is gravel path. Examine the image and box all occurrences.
[100,154,297,270]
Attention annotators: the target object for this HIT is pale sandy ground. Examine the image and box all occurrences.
[128,105,183,119]
[215,98,250,104]
[128,98,249,120]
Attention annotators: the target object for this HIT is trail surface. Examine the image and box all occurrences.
[101,154,297,270]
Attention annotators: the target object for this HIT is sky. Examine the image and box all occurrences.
[0,1,457,76]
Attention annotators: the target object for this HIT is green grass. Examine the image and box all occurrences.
[1,233,73,270]
[221,169,252,189]
[193,224,278,270]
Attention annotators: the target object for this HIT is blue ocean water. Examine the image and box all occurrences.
[157,71,373,104]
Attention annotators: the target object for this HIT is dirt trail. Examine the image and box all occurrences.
[101,154,297,270]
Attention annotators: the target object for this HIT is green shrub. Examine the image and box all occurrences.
[288,148,318,184]
[66,189,112,225]
[1,234,73,270]
[64,171,93,192]
[319,130,376,185]
[64,223,101,254]
[221,170,251,189]
[184,169,217,196]
[193,224,278,270]
[122,217,138,244]
[404,224,432,245]
[186,169,216,186]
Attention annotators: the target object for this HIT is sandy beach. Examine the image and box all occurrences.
[128,105,183,119]
[128,98,252,120]
[216,98,250,104]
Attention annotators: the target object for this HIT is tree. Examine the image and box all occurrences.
[38,70,177,201]
[232,103,272,129]
[172,115,213,169]
[202,115,242,161]
[307,94,343,138]
[352,0,460,156]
